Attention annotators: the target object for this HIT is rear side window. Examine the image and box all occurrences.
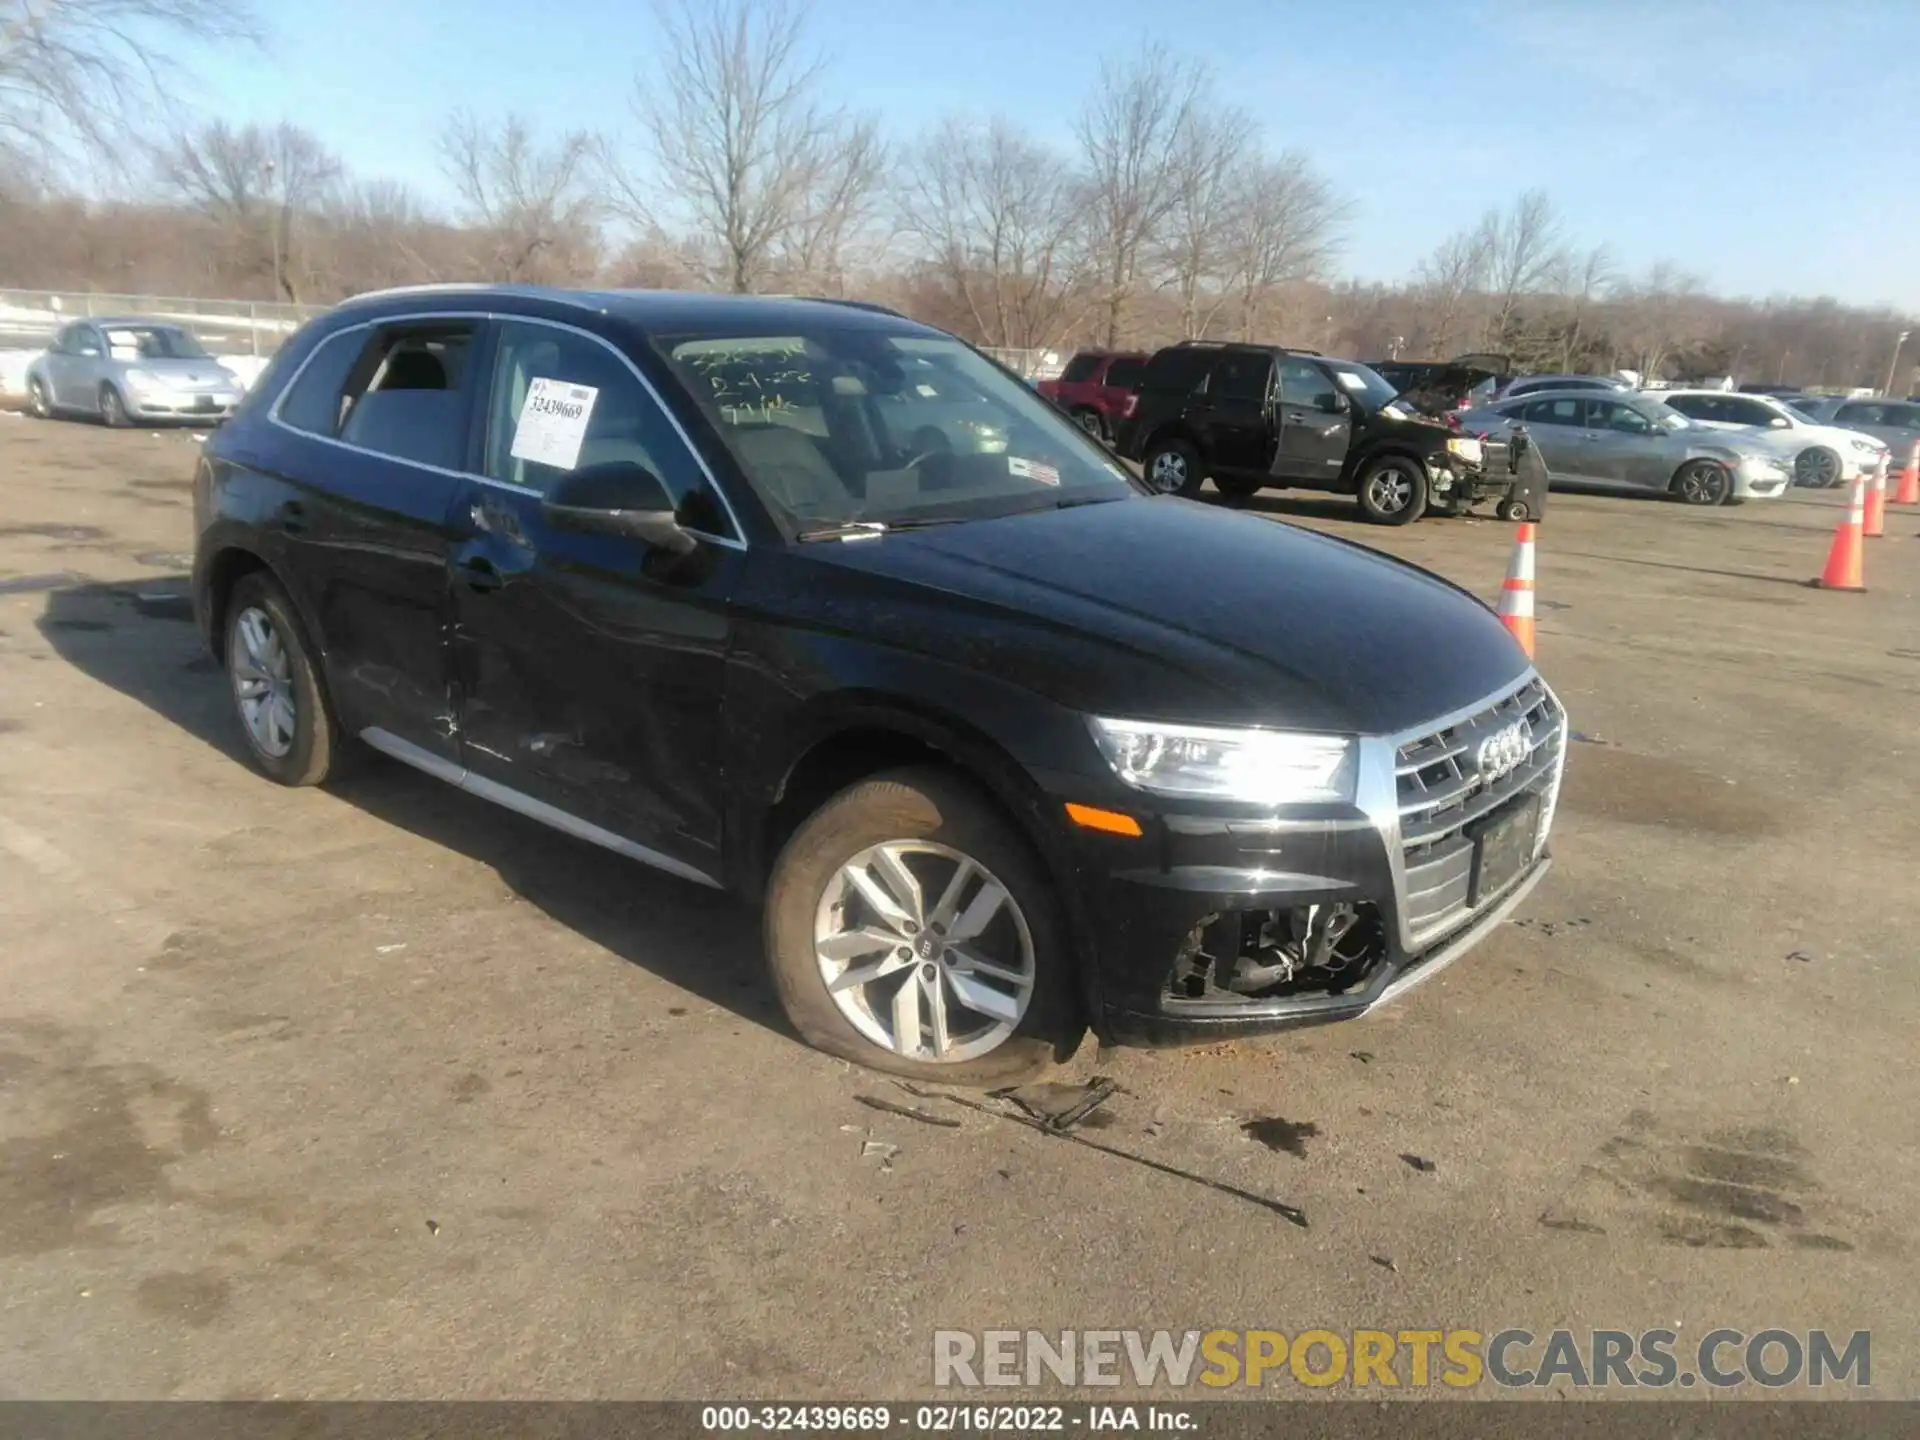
[1104,356,1146,388]
[330,322,478,470]
[1518,397,1583,426]
[1211,350,1274,402]
[277,328,371,436]
[1835,403,1884,425]
[1060,353,1102,383]
[1142,346,1215,393]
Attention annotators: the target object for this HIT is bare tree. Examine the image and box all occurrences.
[1074,48,1206,347]
[156,120,340,300]
[439,110,599,284]
[1156,107,1252,339]
[1483,188,1565,349]
[775,113,887,294]
[1545,242,1615,371]
[901,114,1080,350]
[1221,151,1345,343]
[617,0,878,294]
[0,0,259,167]
[1411,215,1494,356]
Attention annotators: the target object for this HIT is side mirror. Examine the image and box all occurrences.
[1316,390,1350,415]
[1768,416,1789,428]
[541,461,698,556]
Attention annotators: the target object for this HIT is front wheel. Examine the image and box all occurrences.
[25,376,52,419]
[1356,456,1428,525]
[1794,446,1840,489]
[1143,439,1205,499]
[765,767,1082,1086]
[1670,459,1731,506]
[99,384,130,428]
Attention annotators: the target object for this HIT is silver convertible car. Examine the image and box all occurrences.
[25,319,246,426]
[1458,389,1794,504]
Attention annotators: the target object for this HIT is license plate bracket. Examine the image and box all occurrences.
[1468,792,1541,905]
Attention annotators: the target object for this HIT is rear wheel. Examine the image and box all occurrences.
[1497,498,1532,523]
[224,573,348,787]
[1072,408,1106,441]
[99,383,130,428]
[765,767,1081,1086]
[1356,455,1428,525]
[1670,459,1731,506]
[1144,438,1205,499]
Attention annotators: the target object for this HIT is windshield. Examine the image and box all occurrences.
[103,325,211,361]
[1644,401,1691,430]
[1323,360,1401,412]
[658,329,1139,533]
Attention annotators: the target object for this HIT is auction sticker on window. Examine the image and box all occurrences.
[511,378,598,470]
[1009,456,1061,485]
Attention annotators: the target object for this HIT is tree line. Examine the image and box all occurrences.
[2,0,1912,392]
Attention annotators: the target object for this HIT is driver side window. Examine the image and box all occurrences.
[1279,358,1338,409]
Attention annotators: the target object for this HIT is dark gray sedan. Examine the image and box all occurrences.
[25,319,245,426]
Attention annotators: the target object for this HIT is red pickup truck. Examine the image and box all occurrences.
[1036,350,1148,442]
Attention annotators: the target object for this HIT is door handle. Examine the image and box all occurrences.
[280,500,307,535]
[454,556,504,594]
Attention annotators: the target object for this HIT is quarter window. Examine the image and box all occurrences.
[483,321,728,534]
[277,328,374,437]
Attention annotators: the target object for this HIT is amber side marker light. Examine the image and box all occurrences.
[1065,802,1144,837]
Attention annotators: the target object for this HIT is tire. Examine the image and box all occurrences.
[1723,496,1747,507]
[1356,454,1429,525]
[1143,438,1205,498]
[1670,459,1731,506]
[1793,446,1841,489]
[99,383,130,428]
[1072,408,1106,442]
[1497,499,1532,523]
[765,766,1082,1086]
[1212,475,1263,500]
[25,376,52,419]
[224,572,347,787]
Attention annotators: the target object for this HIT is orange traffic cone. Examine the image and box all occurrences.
[1893,440,1920,506]
[1497,522,1537,658]
[1864,460,1887,538]
[1815,475,1867,591]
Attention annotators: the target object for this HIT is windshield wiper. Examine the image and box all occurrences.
[797,520,890,542]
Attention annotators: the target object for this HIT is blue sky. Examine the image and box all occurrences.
[190,0,1920,310]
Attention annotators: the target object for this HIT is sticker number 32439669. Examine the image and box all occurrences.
[511,378,599,470]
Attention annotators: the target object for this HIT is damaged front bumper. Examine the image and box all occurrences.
[1063,675,1567,1046]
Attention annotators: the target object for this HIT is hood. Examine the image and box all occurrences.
[788,497,1530,735]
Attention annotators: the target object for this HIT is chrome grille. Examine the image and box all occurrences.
[1396,676,1563,945]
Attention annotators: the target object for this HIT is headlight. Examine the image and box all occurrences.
[1087,717,1357,805]
[1445,436,1483,463]
[124,368,161,390]
[1849,438,1880,454]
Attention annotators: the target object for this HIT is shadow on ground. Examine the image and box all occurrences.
[34,576,779,1035]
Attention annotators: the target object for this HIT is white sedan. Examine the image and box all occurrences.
[1650,390,1886,489]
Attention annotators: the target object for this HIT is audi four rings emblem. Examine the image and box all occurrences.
[1474,720,1533,782]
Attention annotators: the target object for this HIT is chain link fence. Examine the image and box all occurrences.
[981,346,1069,381]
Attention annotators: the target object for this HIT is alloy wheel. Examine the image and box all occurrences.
[1147,450,1187,494]
[1677,462,1728,505]
[813,840,1035,1063]
[1076,411,1104,438]
[26,379,49,418]
[230,605,298,758]
[1367,466,1415,514]
[1794,448,1838,488]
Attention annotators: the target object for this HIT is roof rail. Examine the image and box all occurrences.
[758,294,906,318]
[1170,339,1320,355]
[342,282,533,304]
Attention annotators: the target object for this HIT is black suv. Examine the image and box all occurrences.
[1117,343,1502,523]
[192,286,1565,1083]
